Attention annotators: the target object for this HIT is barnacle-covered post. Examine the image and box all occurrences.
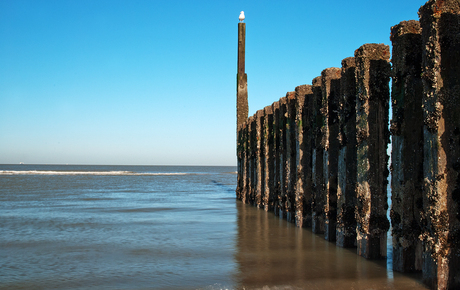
[278,96,288,217]
[336,57,358,248]
[354,43,391,259]
[419,1,460,288]
[285,91,297,222]
[263,105,275,211]
[390,20,424,273]
[255,109,264,207]
[294,85,313,228]
[239,122,249,203]
[237,123,245,200]
[311,76,326,234]
[272,101,281,215]
[321,67,342,242]
[249,116,256,204]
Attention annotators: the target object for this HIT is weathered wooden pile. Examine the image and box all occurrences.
[236,1,460,289]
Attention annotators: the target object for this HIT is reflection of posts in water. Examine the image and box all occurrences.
[235,202,320,287]
[234,202,412,289]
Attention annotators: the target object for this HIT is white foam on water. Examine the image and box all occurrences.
[0,170,190,176]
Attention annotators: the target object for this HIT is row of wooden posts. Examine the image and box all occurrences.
[235,1,460,289]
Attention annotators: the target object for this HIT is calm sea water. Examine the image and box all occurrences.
[0,164,427,290]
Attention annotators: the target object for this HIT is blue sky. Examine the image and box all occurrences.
[0,0,424,166]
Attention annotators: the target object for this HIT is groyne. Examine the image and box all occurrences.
[235,1,460,289]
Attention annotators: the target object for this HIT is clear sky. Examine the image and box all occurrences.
[0,0,424,166]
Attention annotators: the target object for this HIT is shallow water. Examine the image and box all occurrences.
[0,165,427,289]
[235,202,427,289]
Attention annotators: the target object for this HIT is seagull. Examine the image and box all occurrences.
[239,11,245,22]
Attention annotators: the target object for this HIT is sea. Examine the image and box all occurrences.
[0,164,428,290]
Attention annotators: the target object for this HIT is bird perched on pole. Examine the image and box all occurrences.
[239,11,245,22]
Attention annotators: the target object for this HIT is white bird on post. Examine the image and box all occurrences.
[239,11,245,22]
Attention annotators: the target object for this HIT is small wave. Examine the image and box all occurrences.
[116,207,175,213]
[0,170,189,176]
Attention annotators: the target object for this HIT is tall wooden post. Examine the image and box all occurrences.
[355,43,391,259]
[311,76,325,234]
[263,105,275,211]
[419,1,460,288]
[237,19,249,128]
[322,67,341,242]
[236,14,249,201]
[336,57,358,248]
[390,20,423,273]
[255,109,264,208]
[295,85,313,228]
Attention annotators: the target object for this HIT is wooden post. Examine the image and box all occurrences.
[336,57,358,248]
[237,22,249,129]
[295,85,314,228]
[390,20,423,273]
[272,101,281,215]
[311,76,325,234]
[236,16,249,203]
[255,110,264,208]
[355,43,391,259]
[322,67,341,242]
[240,121,249,203]
[263,105,275,211]
[278,96,288,218]
[249,116,256,205]
[285,92,297,222]
[419,1,460,288]
[237,123,244,200]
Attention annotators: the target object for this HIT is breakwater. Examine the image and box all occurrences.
[235,1,460,289]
